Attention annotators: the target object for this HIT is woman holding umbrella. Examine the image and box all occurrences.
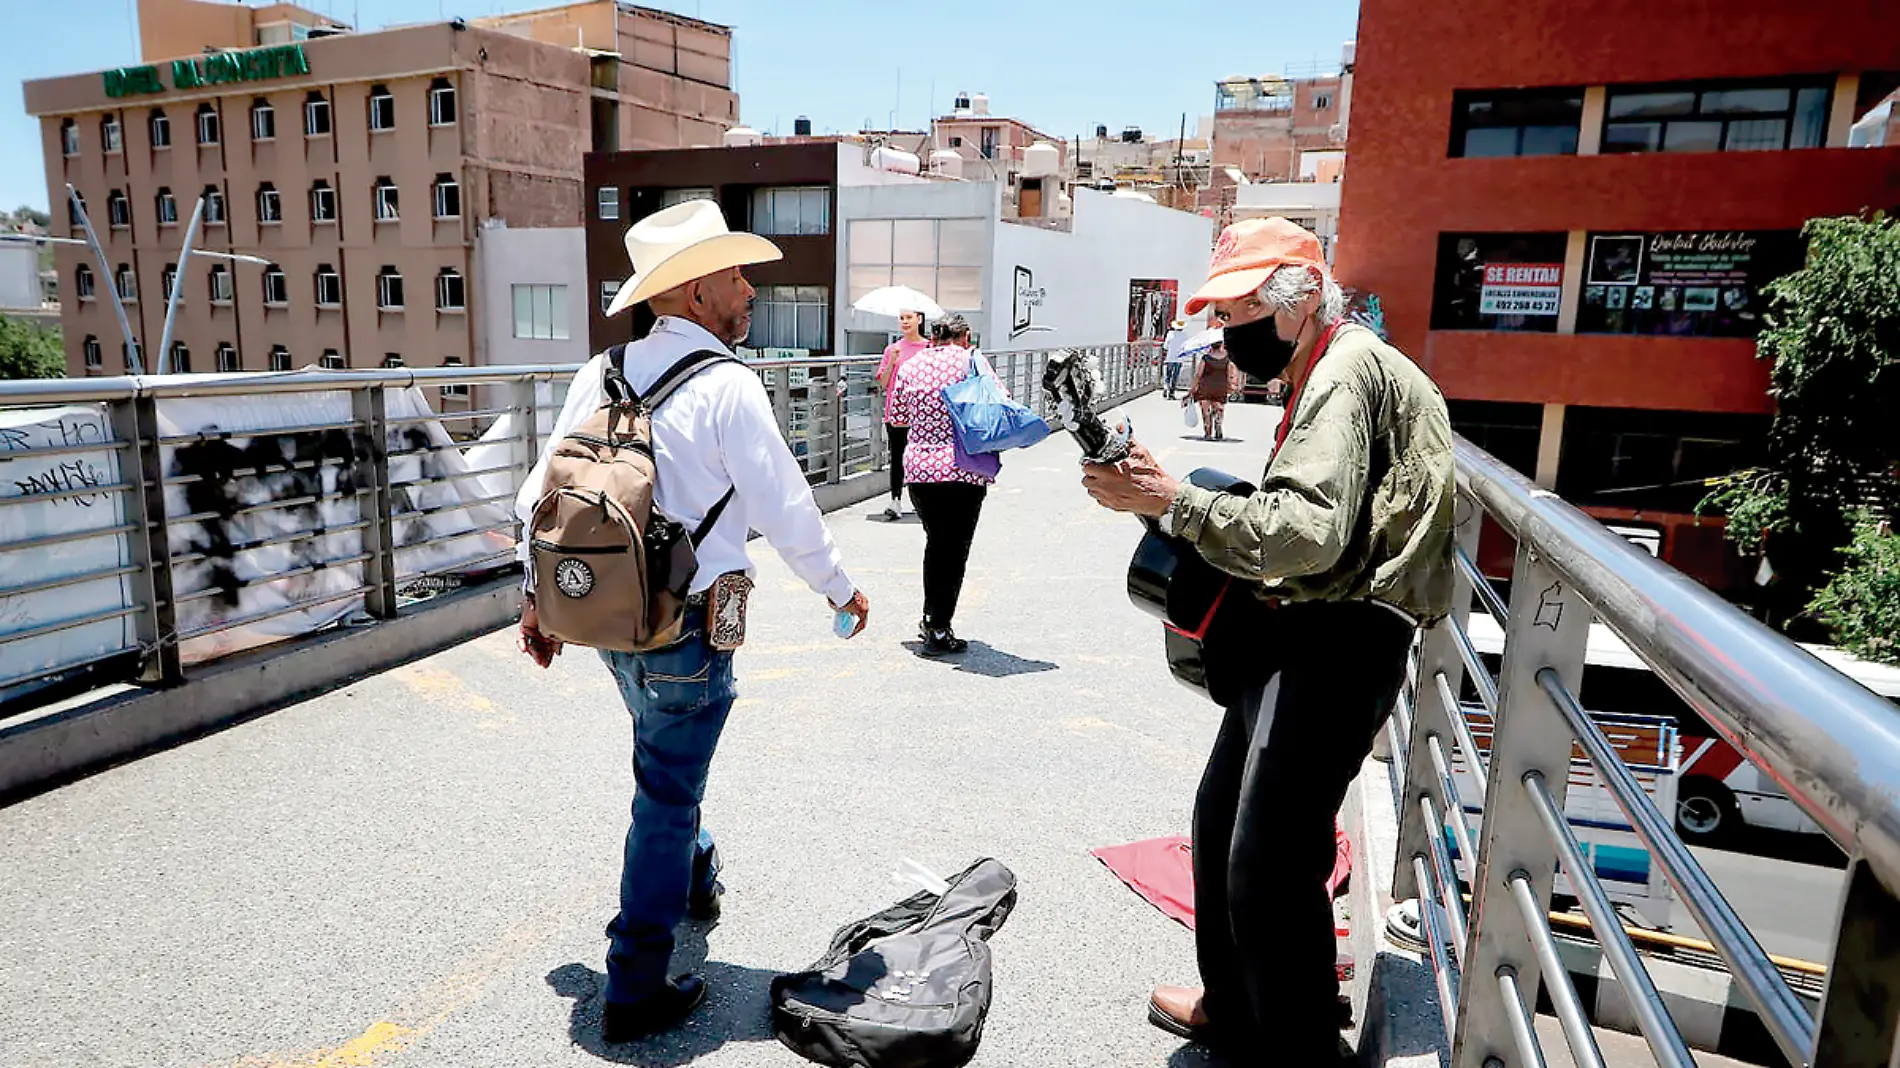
[1183,328,1237,441]
[873,307,932,520]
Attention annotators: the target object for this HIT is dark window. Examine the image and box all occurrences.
[1430,232,1570,332]
[979,126,999,159]
[1603,79,1831,155]
[170,343,191,374]
[1557,407,1771,513]
[1447,400,1542,479]
[149,109,170,148]
[382,353,405,368]
[319,350,345,370]
[428,78,456,126]
[196,103,220,145]
[60,118,79,156]
[1450,88,1583,158]
[216,344,240,372]
[368,85,395,131]
[304,92,331,136]
[1577,230,1805,338]
[83,335,103,369]
[269,346,292,371]
[441,356,469,396]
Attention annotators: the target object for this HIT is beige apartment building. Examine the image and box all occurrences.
[23,0,736,378]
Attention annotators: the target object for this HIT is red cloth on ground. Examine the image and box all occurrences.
[1091,818,1351,932]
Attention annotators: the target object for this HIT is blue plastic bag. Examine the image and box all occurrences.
[942,353,1051,455]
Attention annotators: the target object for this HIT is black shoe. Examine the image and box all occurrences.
[687,882,722,922]
[601,974,707,1043]
[882,505,901,521]
[920,624,968,655]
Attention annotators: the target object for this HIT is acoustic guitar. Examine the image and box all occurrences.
[1042,351,1259,699]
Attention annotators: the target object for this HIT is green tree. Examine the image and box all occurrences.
[1701,214,1900,638]
[0,313,64,380]
[1808,516,1900,665]
[13,205,52,229]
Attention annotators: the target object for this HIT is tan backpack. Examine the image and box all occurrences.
[527,346,737,652]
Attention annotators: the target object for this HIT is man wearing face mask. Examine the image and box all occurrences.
[1082,217,1455,1065]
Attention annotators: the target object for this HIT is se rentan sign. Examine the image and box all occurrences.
[103,44,310,99]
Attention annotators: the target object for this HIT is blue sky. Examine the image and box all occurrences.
[0,0,1360,212]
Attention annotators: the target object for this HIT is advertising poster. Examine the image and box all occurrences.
[1578,230,1802,338]
[1478,263,1563,317]
[1127,279,1179,344]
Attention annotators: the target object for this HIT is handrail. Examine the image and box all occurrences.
[1454,437,1900,889]
[1397,433,1900,1068]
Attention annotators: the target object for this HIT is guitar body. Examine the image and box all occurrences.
[1127,468,1257,699]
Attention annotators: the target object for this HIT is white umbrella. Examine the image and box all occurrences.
[1183,326,1224,353]
[853,285,945,320]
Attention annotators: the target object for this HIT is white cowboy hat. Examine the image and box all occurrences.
[604,199,783,317]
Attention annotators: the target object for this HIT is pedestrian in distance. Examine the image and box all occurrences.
[1081,216,1456,1067]
[513,199,871,1043]
[874,309,932,522]
[885,314,996,656]
[1162,317,1191,399]
[1185,338,1238,441]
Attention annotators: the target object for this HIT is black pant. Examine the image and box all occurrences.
[906,481,986,628]
[886,424,908,501]
[1193,599,1414,1060]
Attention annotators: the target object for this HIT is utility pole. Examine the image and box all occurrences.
[1174,111,1188,208]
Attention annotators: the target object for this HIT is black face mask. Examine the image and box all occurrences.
[1221,314,1298,381]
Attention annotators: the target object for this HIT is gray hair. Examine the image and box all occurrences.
[1258,263,1346,325]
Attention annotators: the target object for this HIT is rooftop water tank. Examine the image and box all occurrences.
[1095,124,1108,139]
[723,126,762,148]
[953,91,971,115]
[1121,126,1142,143]
[871,146,921,175]
[1021,141,1061,178]
[929,149,964,178]
[793,116,812,136]
[1341,40,1356,69]
[971,93,990,117]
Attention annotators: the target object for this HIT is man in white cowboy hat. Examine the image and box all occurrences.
[1162,316,1191,400]
[514,199,872,1041]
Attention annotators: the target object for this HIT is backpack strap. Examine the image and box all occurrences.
[637,347,744,548]
[600,344,635,405]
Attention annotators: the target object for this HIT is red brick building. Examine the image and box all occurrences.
[1336,0,1900,596]
[1211,74,1343,182]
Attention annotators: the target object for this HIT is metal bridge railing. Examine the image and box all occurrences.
[1390,435,1900,1068]
[0,343,1159,708]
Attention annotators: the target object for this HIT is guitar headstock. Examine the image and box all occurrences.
[1042,349,1133,464]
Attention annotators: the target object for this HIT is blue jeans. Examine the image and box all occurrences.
[598,609,736,1004]
[1164,361,1185,394]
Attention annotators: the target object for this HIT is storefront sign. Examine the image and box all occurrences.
[1478,263,1562,316]
[1579,230,1801,338]
[101,44,309,98]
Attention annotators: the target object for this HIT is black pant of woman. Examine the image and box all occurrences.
[885,423,908,505]
[906,481,986,631]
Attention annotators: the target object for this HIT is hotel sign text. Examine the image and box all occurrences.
[103,44,310,99]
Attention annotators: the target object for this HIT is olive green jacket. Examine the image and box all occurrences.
[1167,324,1457,623]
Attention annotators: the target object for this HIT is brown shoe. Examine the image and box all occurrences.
[1147,984,1216,1043]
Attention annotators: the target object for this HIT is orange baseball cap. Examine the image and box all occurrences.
[1183,216,1327,316]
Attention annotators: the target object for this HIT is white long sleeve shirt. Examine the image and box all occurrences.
[514,316,856,607]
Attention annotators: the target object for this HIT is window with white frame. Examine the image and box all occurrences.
[170,343,191,373]
[373,177,399,221]
[209,264,233,303]
[749,186,830,236]
[381,353,404,368]
[101,115,122,153]
[257,182,282,223]
[597,187,619,220]
[377,267,404,310]
[432,174,460,219]
[116,264,138,302]
[74,264,95,300]
[203,186,226,224]
[60,119,79,156]
[217,344,240,372]
[314,264,342,307]
[435,268,465,311]
[368,85,395,131]
[428,78,456,126]
[83,335,102,369]
[250,99,275,141]
[310,180,336,223]
[106,190,130,228]
[599,279,620,315]
[846,217,986,313]
[304,91,331,136]
[160,265,176,301]
[149,109,171,148]
[156,187,177,225]
[263,265,288,305]
[269,346,293,371]
[196,104,220,145]
[512,284,570,339]
[124,340,142,372]
[659,187,715,209]
[746,285,830,351]
[319,349,345,370]
[441,356,469,396]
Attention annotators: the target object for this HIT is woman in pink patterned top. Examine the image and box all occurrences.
[873,310,931,521]
[886,315,999,654]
